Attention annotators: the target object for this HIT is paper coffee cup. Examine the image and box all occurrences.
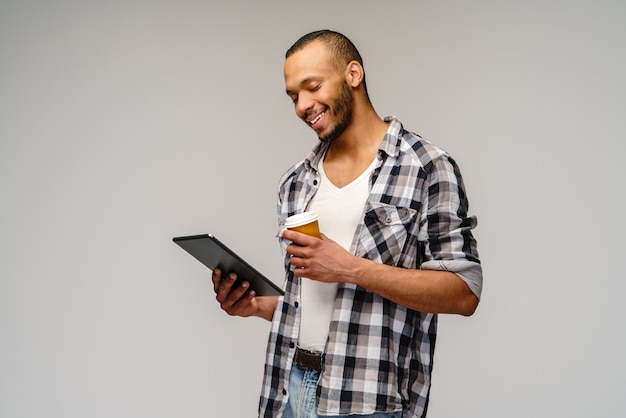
[284,212,321,238]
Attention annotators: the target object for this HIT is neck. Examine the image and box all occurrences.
[327,104,388,162]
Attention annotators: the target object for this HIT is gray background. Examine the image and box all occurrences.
[1,0,624,417]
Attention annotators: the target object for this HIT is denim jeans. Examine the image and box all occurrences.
[283,364,402,418]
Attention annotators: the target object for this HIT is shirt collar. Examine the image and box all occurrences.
[380,116,403,158]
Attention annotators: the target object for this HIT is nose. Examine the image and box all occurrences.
[295,92,314,119]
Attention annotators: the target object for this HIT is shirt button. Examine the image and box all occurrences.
[313,180,318,185]
[282,389,287,395]
[289,342,295,348]
[294,301,299,308]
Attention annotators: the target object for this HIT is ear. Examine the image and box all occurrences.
[345,60,364,88]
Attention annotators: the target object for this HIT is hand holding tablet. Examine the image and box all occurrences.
[173,234,284,297]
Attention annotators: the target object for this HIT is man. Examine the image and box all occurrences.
[213,30,482,418]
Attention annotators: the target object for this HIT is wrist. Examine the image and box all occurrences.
[256,296,278,321]
[346,256,374,287]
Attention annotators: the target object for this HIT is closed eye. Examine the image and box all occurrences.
[286,83,321,104]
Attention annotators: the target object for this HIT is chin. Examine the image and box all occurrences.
[318,121,349,144]
[317,131,338,144]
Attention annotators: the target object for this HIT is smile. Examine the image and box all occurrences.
[308,111,325,126]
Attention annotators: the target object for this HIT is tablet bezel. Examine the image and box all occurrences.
[173,234,284,297]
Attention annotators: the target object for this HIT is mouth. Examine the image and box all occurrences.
[307,110,326,128]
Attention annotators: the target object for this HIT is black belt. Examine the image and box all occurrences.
[294,347,323,372]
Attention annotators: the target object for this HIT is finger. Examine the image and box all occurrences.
[226,291,257,317]
[289,258,307,276]
[220,281,256,315]
[215,272,237,302]
[286,242,310,257]
[211,268,223,293]
[218,276,249,306]
[294,268,313,280]
[231,286,256,307]
[288,254,305,268]
[282,229,317,246]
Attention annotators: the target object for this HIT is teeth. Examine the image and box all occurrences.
[309,112,324,125]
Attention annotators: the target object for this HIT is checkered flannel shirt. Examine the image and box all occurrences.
[258,117,482,418]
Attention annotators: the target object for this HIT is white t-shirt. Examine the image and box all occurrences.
[298,156,378,352]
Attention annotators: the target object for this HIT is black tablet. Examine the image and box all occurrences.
[173,234,284,296]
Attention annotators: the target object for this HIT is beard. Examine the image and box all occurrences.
[318,80,353,144]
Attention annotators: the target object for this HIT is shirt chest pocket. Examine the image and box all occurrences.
[359,201,418,266]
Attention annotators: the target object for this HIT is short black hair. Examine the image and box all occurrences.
[286,30,364,70]
[286,30,369,97]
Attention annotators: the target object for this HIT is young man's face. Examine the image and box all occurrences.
[284,41,353,143]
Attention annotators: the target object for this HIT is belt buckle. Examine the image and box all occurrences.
[295,347,323,372]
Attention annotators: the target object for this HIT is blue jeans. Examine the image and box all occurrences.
[283,364,402,418]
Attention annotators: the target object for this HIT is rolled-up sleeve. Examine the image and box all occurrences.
[421,259,482,298]
[419,154,482,298]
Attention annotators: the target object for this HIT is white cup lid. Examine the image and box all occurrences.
[284,211,318,228]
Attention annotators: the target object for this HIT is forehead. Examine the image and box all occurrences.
[284,41,337,87]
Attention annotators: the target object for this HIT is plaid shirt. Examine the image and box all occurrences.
[259,117,482,418]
